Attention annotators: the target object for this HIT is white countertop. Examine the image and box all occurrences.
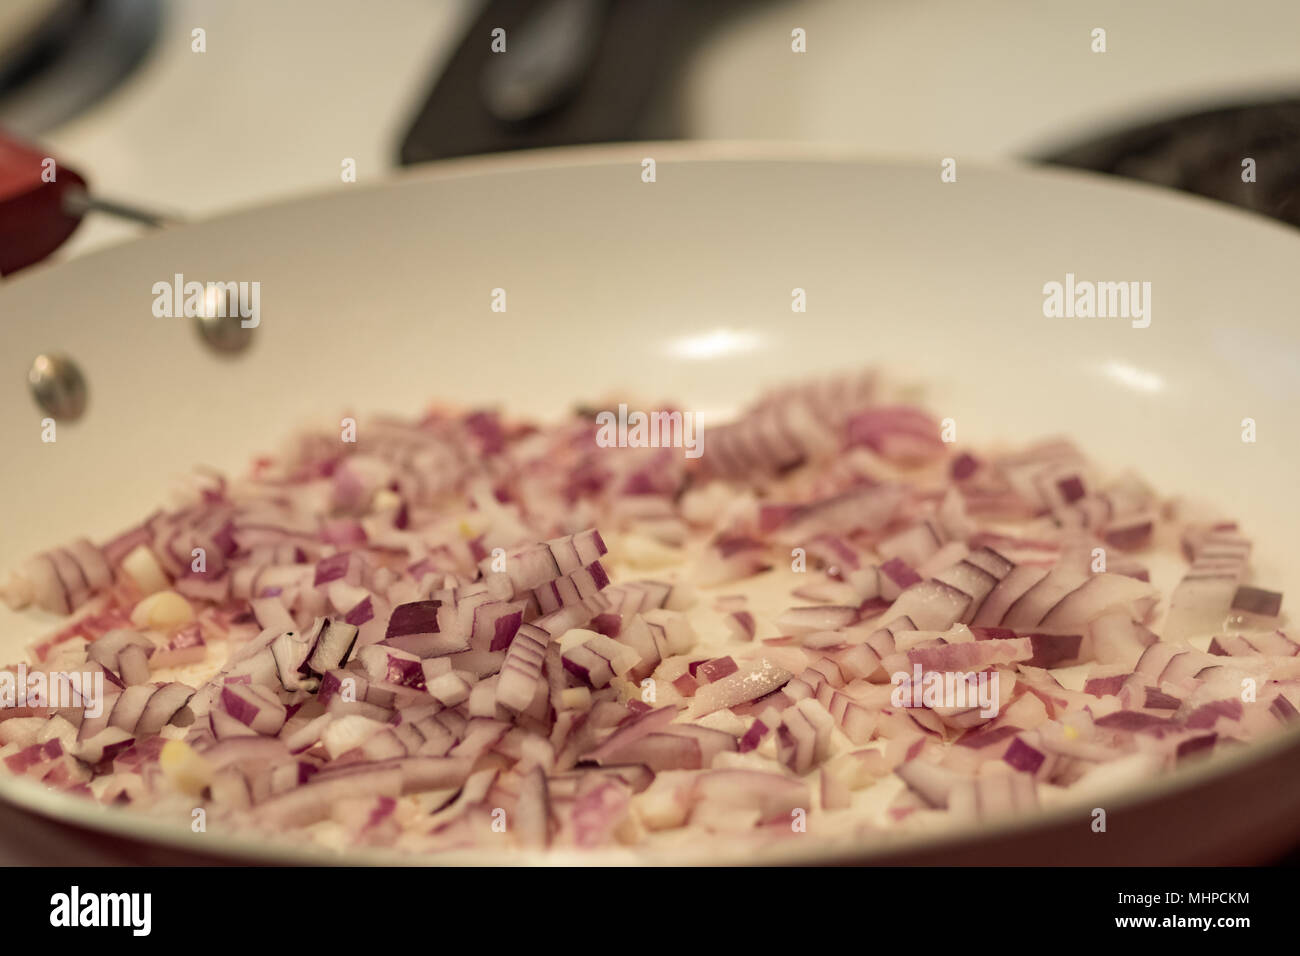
[40,0,478,258]
[34,0,1300,262]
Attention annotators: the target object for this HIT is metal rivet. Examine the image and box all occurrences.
[194,285,255,354]
[28,354,88,421]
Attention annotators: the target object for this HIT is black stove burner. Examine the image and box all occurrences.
[398,0,762,166]
[0,0,160,136]
[1040,98,1300,228]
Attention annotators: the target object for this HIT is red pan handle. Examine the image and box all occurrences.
[0,129,87,276]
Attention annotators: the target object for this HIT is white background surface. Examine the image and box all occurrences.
[30,0,1300,262]
[38,0,478,257]
[683,0,1300,158]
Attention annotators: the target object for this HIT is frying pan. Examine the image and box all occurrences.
[2,143,1298,864]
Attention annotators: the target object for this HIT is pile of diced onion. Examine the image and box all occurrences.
[0,369,1293,855]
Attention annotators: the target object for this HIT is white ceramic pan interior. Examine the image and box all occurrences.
[1,144,1298,864]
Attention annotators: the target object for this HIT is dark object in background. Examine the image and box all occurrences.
[1040,99,1300,228]
[0,0,160,136]
[0,0,86,88]
[399,0,756,165]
